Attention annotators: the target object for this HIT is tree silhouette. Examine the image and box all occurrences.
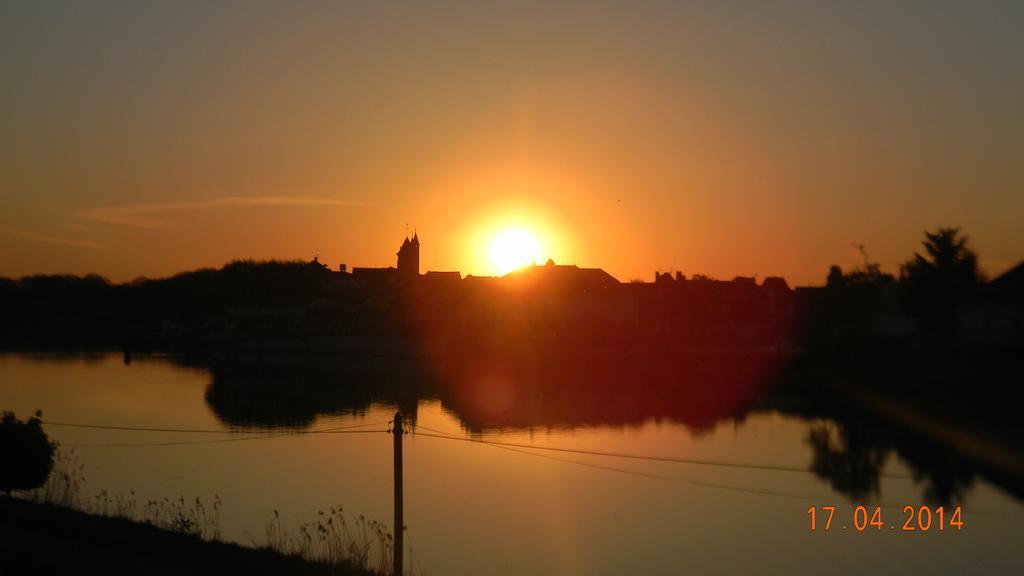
[813,251,896,354]
[0,411,55,495]
[807,422,888,500]
[899,227,983,339]
[826,265,845,289]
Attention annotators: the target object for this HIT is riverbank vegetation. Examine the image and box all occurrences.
[0,496,376,576]
[2,444,402,575]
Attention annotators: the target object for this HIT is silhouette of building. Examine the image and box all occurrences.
[334,233,801,346]
[762,276,793,317]
[308,255,330,272]
[632,270,799,345]
[502,258,620,294]
[397,233,420,278]
[351,233,420,285]
[987,260,1024,305]
[422,270,461,286]
[958,260,1024,348]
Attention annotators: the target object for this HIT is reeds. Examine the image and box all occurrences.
[26,447,219,538]
[264,506,395,573]
[30,445,85,508]
[24,446,417,574]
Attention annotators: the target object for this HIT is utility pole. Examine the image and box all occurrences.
[393,412,404,576]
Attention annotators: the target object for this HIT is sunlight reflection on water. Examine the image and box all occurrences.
[2,353,1023,575]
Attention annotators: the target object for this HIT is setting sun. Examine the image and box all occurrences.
[3,3,1023,576]
[489,229,542,275]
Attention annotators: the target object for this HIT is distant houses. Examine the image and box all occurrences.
[345,231,424,286]
[283,234,1024,353]
[957,261,1024,349]
[304,234,802,347]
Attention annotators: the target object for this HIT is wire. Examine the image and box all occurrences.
[46,418,394,447]
[41,418,1024,517]
[484,439,826,501]
[413,428,1024,517]
[43,419,390,435]
[409,425,913,479]
[62,429,390,448]
[45,418,908,481]
[412,424,828,499]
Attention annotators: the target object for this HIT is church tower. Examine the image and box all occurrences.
[397,232,420,278]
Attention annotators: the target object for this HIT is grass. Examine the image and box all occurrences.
[265,507,395,573]
[0,496,375,576]
[12,446,417,575]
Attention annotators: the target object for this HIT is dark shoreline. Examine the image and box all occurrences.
[0,497,374,576]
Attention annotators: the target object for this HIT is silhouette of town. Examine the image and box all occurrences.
[5,4,1023,574]
[2,226,1023,550]
[1,227,1021,360]
[296,232,801,350]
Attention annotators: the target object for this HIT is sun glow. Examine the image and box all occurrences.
[489,229,542,275]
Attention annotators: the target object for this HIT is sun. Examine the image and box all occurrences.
[489,229,542,275]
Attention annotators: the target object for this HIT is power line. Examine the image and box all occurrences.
[409,425,913,479]
[62,429,390,448]
[39,418,1024,518]
[46,418,915,480]
[411,425,826,500]
[46,418,393,448]
[43,419,390,435]
[477,438,826,501]
[413,427,1024,517]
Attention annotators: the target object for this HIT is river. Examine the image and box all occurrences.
[2,352,1021,574]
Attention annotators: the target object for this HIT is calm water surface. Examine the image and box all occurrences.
[2,352,1022,575]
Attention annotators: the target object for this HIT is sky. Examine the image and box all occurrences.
[2,1,1022,285]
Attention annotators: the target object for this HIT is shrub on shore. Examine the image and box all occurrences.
[0,410,55,495]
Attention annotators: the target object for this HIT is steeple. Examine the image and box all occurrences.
[397,231,420,278]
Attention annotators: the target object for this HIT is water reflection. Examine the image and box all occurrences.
[204,360,427,428]
[197,352,1024,506]
[804,416,1013,506]
[807,422,889,500]
[4,352,1024,575]
[202,350,785,433]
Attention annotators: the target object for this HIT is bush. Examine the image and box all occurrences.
[0,410,56,495]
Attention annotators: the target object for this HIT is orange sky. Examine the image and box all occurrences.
[2,2,1022,285]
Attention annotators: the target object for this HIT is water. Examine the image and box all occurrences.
[2,352,1022,575]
